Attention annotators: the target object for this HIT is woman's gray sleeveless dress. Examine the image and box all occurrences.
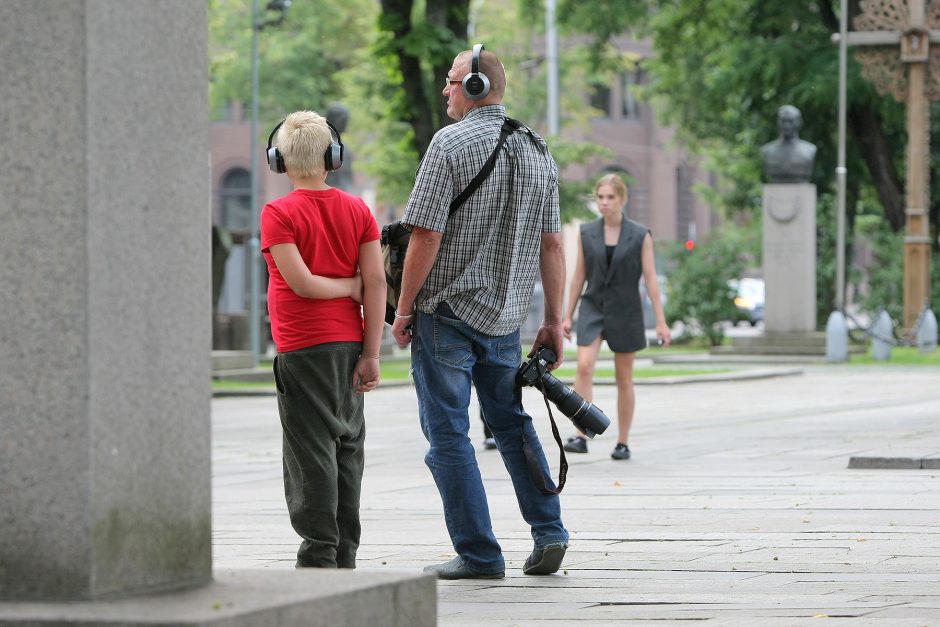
[575,214,649,353]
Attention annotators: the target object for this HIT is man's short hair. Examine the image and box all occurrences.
[277,110,331,178]
[479,50,506,98]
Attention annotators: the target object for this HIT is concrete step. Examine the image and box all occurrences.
[731,332,826,348]
[212,350,255,371]
[212,368,273,383]
[710,331,866,357]
[711,344,827,356]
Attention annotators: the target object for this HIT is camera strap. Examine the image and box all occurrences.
[522,381,569,495]
[449,117,527,212]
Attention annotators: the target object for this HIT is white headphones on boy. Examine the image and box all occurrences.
[266,118,344,174]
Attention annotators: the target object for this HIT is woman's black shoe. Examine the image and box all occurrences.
[611,443,631,460]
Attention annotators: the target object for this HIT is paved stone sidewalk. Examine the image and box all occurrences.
[212,364,940,625]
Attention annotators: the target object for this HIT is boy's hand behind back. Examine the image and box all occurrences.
[351,273,364,304]
[353,356,380,393]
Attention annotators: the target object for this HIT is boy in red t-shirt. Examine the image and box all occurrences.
[260,110,385,568]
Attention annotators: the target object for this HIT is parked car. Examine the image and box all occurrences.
[731,277,764,326]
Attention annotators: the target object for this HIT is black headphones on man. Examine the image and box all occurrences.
[462,43,491,101]
[266,117,344,174]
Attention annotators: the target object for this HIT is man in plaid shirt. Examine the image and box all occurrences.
[391,45,569,580]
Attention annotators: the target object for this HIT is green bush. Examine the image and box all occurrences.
[856,215,904,325]
[855,216,940,333]
[665,233,745,346]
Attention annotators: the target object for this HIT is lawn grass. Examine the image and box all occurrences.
[212,344,940,391]
[848,346,940,366]
[212,378,273,388]
[212,359,732,389]
[558,366,734,379]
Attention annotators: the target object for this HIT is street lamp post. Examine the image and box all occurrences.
[827,0,850,362]
[836,0,848,310]
[248,0,290,367]
[545,0,559,136]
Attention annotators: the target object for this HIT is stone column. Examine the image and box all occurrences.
[762,184,817,333]
[0,1,211,600]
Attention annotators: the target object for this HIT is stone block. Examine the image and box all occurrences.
[921,455,940,469]
[0,1,210,601]
[0,570,436,627]
[847,456,921,469]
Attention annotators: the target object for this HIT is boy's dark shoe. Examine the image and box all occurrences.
[611,443,631,460]
[563,436,588,453]
[523,542,567,575]
[483,437,497,450]
[423,556,504,580]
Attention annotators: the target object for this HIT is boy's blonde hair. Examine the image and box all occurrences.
[595,173,628,200]
[276,110,331,178]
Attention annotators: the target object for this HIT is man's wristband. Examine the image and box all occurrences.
[394,311,415,319]
[360,354,380,360]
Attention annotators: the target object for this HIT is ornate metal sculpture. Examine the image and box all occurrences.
[854,0,940,101]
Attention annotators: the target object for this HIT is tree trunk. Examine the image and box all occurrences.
[379,0,469,157]
[820,0,905,232]
[427,0,470,133]
[848,103,906,232]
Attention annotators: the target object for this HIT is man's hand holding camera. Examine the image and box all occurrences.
[516,344,610,438]
[530,321,564,372]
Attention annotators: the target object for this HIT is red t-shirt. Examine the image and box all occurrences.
[261,187,379,353]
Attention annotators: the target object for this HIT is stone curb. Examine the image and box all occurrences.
[848,455,940,469]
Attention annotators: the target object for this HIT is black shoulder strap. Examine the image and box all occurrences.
[448,117,524,213]
[523,392,568,495]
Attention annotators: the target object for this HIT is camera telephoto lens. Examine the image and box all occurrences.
[515,344,611,438]
[569,402,610,438]
[538,373,610,438]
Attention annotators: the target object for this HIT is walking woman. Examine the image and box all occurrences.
[562,174,670,459]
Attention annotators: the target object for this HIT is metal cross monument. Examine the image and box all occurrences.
[848,0,938,329]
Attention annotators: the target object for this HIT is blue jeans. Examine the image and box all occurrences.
[412,304,569,574]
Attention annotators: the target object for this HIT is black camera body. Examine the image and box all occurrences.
[516,346,611,438]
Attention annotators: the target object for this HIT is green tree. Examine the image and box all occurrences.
[557,0,939,319]
[209,0,378,123]
[646,1,918,232]
[375,0,469,156]
[207,0,644,220]
[556,0,916,232]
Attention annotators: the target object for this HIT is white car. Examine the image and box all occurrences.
[730,277,765,326]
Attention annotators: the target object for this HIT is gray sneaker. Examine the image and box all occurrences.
[423,556,504,580]
[523,542,567,575]
[611,443,631,460]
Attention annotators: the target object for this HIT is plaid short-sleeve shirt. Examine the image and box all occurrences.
[402,104,560,336]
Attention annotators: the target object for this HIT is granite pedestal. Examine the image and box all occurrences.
[0,2,433,624]
[762,184,817,334]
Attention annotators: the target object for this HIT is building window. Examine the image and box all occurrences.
[621,69,642,120]
[589,81,611,118]
[221,168,251,233]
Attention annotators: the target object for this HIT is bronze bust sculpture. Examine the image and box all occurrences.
[761,105,816,184]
